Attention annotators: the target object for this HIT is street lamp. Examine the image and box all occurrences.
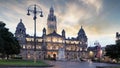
[27,4,43,63]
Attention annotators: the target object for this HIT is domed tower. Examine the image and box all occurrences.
[77,26,87,42]
[77,26,88,51]
[47,6,57,34]
[15,19,26,47]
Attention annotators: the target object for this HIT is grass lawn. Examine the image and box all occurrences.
[0,59,50,66]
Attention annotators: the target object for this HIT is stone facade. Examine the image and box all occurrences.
[15,7,88,60]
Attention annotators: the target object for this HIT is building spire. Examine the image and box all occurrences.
[47,6,57,34]
[81,26,83,29]
[78,26,86,36]
[50,6,54,15]
[20,19,22,22]
[62,29,65,38]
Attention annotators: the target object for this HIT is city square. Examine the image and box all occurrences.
[0,0,120,68]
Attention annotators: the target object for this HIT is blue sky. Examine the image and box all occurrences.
[0,0,120,47]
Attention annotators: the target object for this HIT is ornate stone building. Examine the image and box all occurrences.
[15,7,88,60]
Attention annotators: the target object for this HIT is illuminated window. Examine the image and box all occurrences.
[32,46,34,49]
[27,45,31,49]
[36,46,41,49]
[26,38,33,41]
[80,48,82,51]
[52,37,57,42]
[66,40,70,44]
[38,39,42,42]
[50,46,52,49]
[47,45,53,50]
[23,45,25,49]
[62,40,65,43]
[79,41,82,44]
[76,46,79,51]
[71,41,74,44]
[56,46,58,50]
[46,37,51,42]
[58,38,63,43]
[85,48,87,51]
[27,54,30,59]
[66,46,71,50]
[72,45,76,51]
[75,41,79,44]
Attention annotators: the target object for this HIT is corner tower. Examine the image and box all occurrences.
[77,26,88,51]
[77,26,87,42]
[15,19,26,47]
[47,6,57,34]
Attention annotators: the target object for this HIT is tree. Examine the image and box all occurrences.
[0,21,21,59]
[105,40,120,62]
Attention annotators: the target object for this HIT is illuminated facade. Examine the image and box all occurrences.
[15,7,88,60]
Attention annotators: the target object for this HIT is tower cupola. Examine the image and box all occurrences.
[15,19,26,35]
[77,26,87,42]
[15,19,26,47]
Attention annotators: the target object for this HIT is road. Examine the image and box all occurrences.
[48,61,120,68]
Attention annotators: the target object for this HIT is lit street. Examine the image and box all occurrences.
[48,61,120,68]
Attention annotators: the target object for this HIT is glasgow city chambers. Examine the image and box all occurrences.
[15,7,88,60]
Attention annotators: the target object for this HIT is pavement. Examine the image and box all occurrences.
[47,61,120,68]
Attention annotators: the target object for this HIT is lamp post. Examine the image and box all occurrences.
[27,4,43,63]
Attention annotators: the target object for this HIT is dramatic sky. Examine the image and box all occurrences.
[0,0,120,47]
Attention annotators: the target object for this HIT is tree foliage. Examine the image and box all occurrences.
[0,21,21,59]
[105,40,120,61]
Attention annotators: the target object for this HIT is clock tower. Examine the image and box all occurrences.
[47,6,57,34]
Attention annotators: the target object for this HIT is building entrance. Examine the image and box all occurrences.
[47,52,57,60]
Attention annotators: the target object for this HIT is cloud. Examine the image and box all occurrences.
[81,0,103,14]
[0,0,118,46]
[88,34,115,46]
[0,0,104,36]
[52,0,104,37]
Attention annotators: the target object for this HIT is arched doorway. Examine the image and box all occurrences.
[53,53,56,60]
[47,52,57,60]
